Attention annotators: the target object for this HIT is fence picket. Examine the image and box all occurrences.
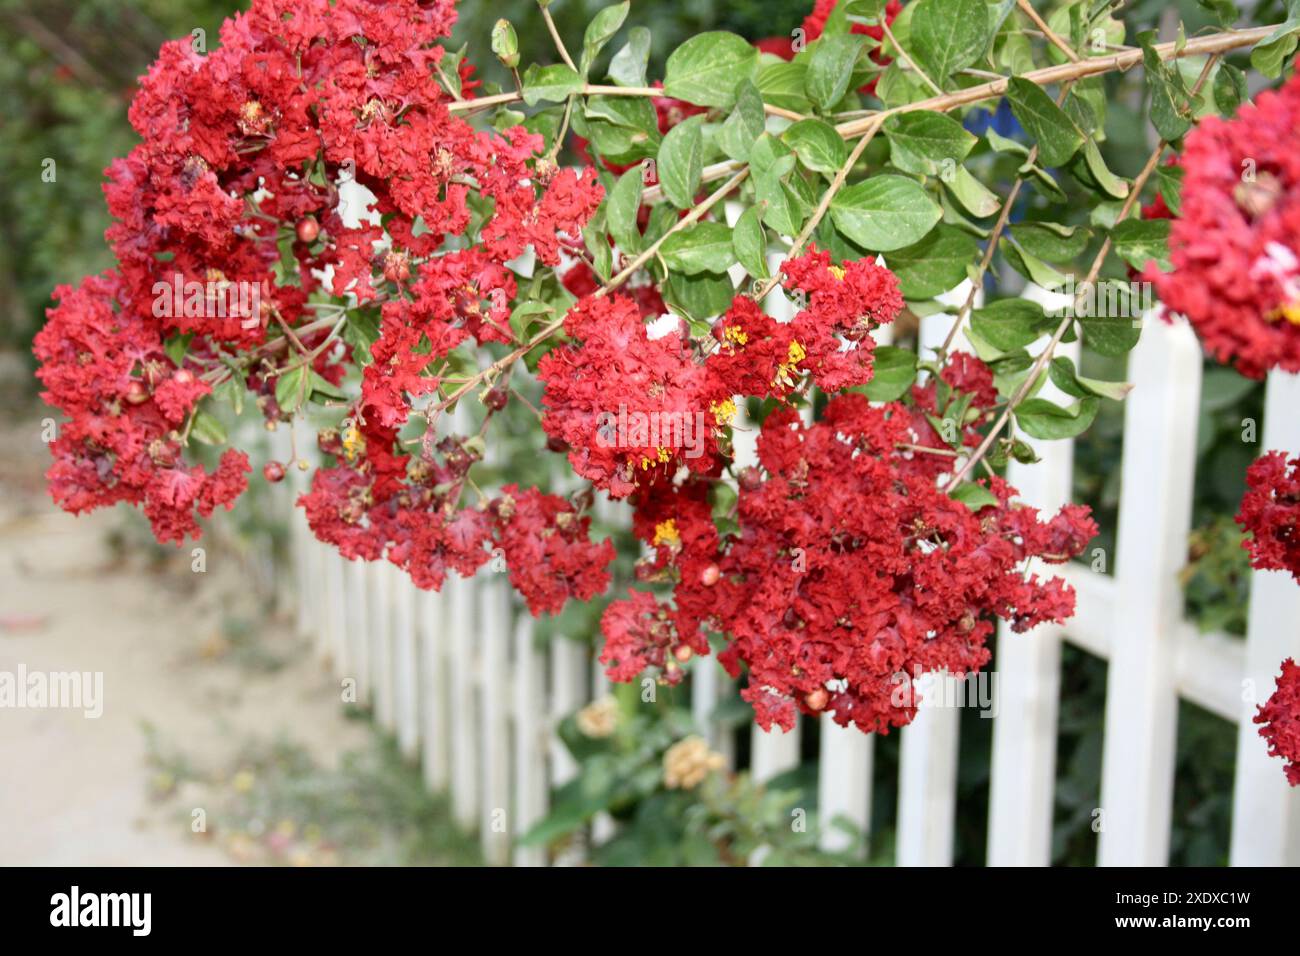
[344,557,370,706]
[449,571,479,831]
[419,587,450,791]
[393,570,420,760]
[513,613,548,866]
[369,560,395,730]
[817,716,872,856]
[1230,371,1300,865]
[1098,316,1202,866]
[987,298,1077,866]
[480,575,511,864]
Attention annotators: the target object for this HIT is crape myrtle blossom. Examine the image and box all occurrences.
[1147,71,1300,378]
[38,0,601,547]
[1255,658,1300,786]
[1236,450,1300,580]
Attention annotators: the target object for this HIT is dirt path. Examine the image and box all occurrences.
[0,408,369,865]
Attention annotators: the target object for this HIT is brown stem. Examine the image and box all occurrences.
[944,54,1221,489]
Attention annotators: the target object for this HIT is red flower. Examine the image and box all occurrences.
[1255,658,1300,786]
[598,393,1096,734]
[599,590,692,686]
[1236,450,1300,579]
[1147,72,1300,378]
[780,248,905,391]
[493,485,615,616]
[538,295,729,498]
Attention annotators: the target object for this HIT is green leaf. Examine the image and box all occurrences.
[1015,397,1100,440]
[509,301,554,342]
[884,111,977,176]
[189,409,227,446]
[1197,0,1239,27]
[1213,62,1248,116]
[756,60,812,113]
[949,481,999,511]
[1001,238,1068,290]
[1006,77,1085,168]
[1079,312,1142,357]
[947,165,1001,217]
[1138,31,1192,141]
[1010,222,1090,264]
[664,270,734,321]
[1076,140,1129,200]
[1048,356,1133,402]
[583,208,613,282]
[580,2,630,75]
[656,115,705,210]
[213,376,245,417]
[275,365,308,415]
[754,172,804,236]
[660,222,737,275]
[862,346,918,401]
[521,63,584,105]
[885,225,979,300]
[308,369,348,401]
[718,81,767,163]
[910,0,993,82]
[607,26,651,87]
[1155,162,1184,216]
[829,174,942,252]
[732,204,770,279]
[806,33,866,112]
[1252,30,1299,79]
[1111,219,1171,271]
[663,32,759,109]
[605,167,644,254]
[971,298,1052,351]
[781,118,848,175]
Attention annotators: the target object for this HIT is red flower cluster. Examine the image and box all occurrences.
[34,272,250,543]
[538,294,732,499]
[1236,450,1300,579]
[300,430,614,613]
[601,390,1096,734]
[36,0,603,552]
[1147,72,1300,378]
[1255,658,1300,786]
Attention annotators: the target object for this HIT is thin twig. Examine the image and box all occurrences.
[642,24,1277,203]
[753,117,886,300]
[429,169,751,416]
[882,19,943,95]
[1017,0,1082,63]
[540,3,578,72]
[945,54,1221,489]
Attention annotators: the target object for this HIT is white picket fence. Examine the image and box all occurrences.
[280,287,1300,867]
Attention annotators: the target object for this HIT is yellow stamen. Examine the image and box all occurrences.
[653,519,680,548]
[723,325,748,347]
[709,398,737,426]
[828,264,846,281]
[341,424,364,461]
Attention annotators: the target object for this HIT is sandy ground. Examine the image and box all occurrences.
[0,404,368,865]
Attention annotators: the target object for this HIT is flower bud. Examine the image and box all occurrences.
[491,20,520,69]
